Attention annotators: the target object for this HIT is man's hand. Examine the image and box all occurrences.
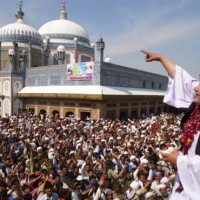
[161,149,180,166]
[141,50,161,62]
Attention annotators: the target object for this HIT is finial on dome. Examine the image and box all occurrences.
[62,0,65,10]
[15,0,24,21]
[60,0,67,19]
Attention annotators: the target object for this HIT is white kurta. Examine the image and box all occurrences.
[164,65,200,200]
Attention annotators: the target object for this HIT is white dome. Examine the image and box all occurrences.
[38,19,90,45]
[0,19,43,46]
[105,56,111,63]
[57,45,65,52]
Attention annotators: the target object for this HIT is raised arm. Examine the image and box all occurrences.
[141,50,176,79]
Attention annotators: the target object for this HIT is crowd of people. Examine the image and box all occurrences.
[1,48,199,200]
[0,112,184,200]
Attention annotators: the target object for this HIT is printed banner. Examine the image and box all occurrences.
[66,62,94,80]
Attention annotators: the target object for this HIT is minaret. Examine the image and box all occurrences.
[96,34,105,63]
[3,0,26,116]
[60,0,67,19]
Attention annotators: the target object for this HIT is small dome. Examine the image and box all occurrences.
[105,56,111,63]
[0,20,43,46]
[38,19,90,46]
[57,45,65,52]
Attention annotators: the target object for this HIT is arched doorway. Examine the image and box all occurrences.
[40,109,47,115]
[39,109,47,120]
[80,112,90,121]
[52,110,59,118]
[65,111,74,117]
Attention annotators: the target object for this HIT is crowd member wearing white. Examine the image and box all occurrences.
[150,171,162,195]
[145,191,155,200]
[160,177,172,195]
[126,180,140,200]
[88,179,106,200]
[141,50,200,200]
[157,184,170,200]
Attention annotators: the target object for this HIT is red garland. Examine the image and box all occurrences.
[181,105,200,154]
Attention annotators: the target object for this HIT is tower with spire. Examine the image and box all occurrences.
[96,34,105,63]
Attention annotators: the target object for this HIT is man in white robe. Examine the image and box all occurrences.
[141,50,200,200]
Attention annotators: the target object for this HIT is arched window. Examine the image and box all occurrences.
[142,81,146,88]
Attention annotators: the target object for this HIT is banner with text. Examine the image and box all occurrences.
[67,62,94,81]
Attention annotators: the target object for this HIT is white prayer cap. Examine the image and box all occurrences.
[160,177,169,184]
[104,188,113,195]
[44,137,49,141]
[130,181,140,191]
[141,134,145,138]
[158,184,166,190]
[130,155,136,160]
[76,140,82,144]
[141,158,148,164]
[76,175,83,181]
[161,125,167,129]
[69,151,75,155]
[37,146,42,152]
[109,137,114,141]
[145,192,154,199]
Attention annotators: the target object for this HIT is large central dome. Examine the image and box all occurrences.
[38,19,89,42]
[38,1,90,46]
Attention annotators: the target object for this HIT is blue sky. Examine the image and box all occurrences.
[1,0,200,78]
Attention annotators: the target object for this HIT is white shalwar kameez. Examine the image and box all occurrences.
[163,65,200,200]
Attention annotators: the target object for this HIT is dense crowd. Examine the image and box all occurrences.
[0,112,184,200]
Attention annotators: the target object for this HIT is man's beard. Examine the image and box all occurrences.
[193,96,200,105]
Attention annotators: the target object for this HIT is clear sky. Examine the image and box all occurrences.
[1,0,200,78]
